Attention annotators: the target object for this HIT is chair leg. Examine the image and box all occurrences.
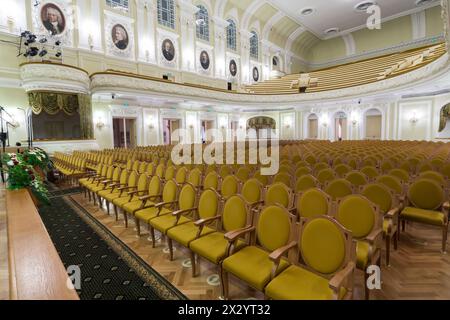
[93,192,97,205]
[402,220,406,232]
[393,231,398,250]
[220,267,229,300]
[364,270,370,300]
[123,210,128,228]
[442,225,448,253]
[190,251,197,277]
[135,217,141,237]
[168,238,174,261]
[386,236,391,267]
[88,191,91,202]
[114,205,119,221]
[106,201,110,215]
[150,226,156,248]
[98,195,102,208]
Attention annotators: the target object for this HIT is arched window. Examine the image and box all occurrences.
[158,0,175,29]
[250,31,258,59]
[195,5,209,42]
[106,0,129,11]
[226,19,237,51]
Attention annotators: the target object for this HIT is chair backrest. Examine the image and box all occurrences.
[219,165,232,178]
[253,171,269,185]
[408,178,444,210]
[361,183,393,214]
[418,171,446,186]
[314,162,329,174]
[389,168,409,183]
[256,205,294,252]
[324,179,353,200]
[164,165,176,181]
[162,180,178,204]
[131,161,140,172]
[273,172,291,188]
[336,195,378,239]
[111,166,121,182]
[361,166,379,179]
[127,171,139,188]
[204,171,220,190]
[178,183,197,211]
[119,169,129,185]
[442,163,450,178]
[138,162,148,174]
[148,175,162,197]
[334,164,351,177]
[175,167,188,184]
[317,168,336,185]
[376,175,403,195]
[221,175,240,199]
[222,195,251,232]
[136,174,149,194]
[155,164,165,178]
[265,183,293,208]
[198,189,221,220]
[299,216,352,275]
[345,171,368,187]
[241,178,263,204]
[295,166,312,178]
[296,188,330,218]
[188,168,202,187]
[236,167,251,181]
[295,174,318,192]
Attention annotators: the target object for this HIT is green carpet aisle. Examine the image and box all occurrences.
[38,188,186,300]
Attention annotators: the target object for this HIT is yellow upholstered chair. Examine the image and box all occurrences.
[295,174,319,193]
[253,171,269,185]
[361,183,400,266]
[203,171,220,190]
[97,169,129,216]
[335,195,383,299]
[418,171,446,186]
[345,171,368,187]
[399,179,449,253]
[219,165,233,179]
[324,179,353,201]
[220,175,241,200]
[86,165,114,205]
[137,161,148,174]
[418,162,433,174]
[134,179,179,236]
[189,195,253,277]
[205,164,217,175]
[380,160,395,174]
[166,189,221,262]
[163,165,176,182]
[265,216,355,300]
[317,168,336,186]
[263,183,294,209]
[83,165,108,203]
[113,173,149,227]
[155,163,165,178]
[146,162,155,176]
[314,162,330,174]
[377,175,404,195]
[220,205,296,299]
[241,178,263,205]
[294,188,331,219]
[94,166,121,207]
[148,183,197,259]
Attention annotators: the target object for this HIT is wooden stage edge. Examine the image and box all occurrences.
[6,189,79,300]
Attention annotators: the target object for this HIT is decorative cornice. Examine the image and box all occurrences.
[20,63,90,94]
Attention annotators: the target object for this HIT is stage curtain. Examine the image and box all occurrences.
[28,91,94,139]
[78,93,94,139]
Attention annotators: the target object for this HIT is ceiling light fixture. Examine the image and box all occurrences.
[324,28,340,35]
[354,1,377,12]
[300,8,314,16]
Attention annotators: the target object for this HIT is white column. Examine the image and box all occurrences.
[178,0,198,72]
[239,29,252,85]
[260,39,272,81]
[135,0,156,63]
[212,16,228,79]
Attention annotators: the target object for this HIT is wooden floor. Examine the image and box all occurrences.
[0,184,9,300]
[70,191,450,300]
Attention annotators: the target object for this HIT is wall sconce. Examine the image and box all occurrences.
[88,34,94,50]
[239,118,246,129]
[96,118,105,130]
[320,114,329,127]
[284,117,293,129]
[350,111,358,126]
[148,116,155,129]
[410,112,419,125]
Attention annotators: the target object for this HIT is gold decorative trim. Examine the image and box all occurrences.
[19,62,89,75]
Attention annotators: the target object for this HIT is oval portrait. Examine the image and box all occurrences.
[40,3,66,36]
[112,24,129,50]
[200,50,210,70]
[229,59,237,77]
[162,39,175,62]
[252,67,259,82]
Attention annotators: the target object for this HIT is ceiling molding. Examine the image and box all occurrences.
[262,11,285,41]
[241,0,266,30]
[285,26,306,54]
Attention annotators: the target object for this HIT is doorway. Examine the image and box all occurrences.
[308,114,318,139]
[113,118,136,149]
[201,120,215,143]
[334,112,348,141]
[163,119,181,145]
[365,109,382,140]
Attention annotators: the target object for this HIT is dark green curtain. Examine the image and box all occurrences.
[28,91,94,139]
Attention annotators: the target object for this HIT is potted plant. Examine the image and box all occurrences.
[2,149,50,206]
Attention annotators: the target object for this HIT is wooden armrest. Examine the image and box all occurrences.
[118,186,136,191]
[101,179,112,184]
[224,226,255,242]
[127,190,143,196]
[385,207,399,219]
[329,261,355,294]
[194,215,221,227]
[269,241,297,263]
[155,200,177,208]
[366,228,383,245]
[172,207,198,217]
[443,201,450,211]
[139,194,162,201]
